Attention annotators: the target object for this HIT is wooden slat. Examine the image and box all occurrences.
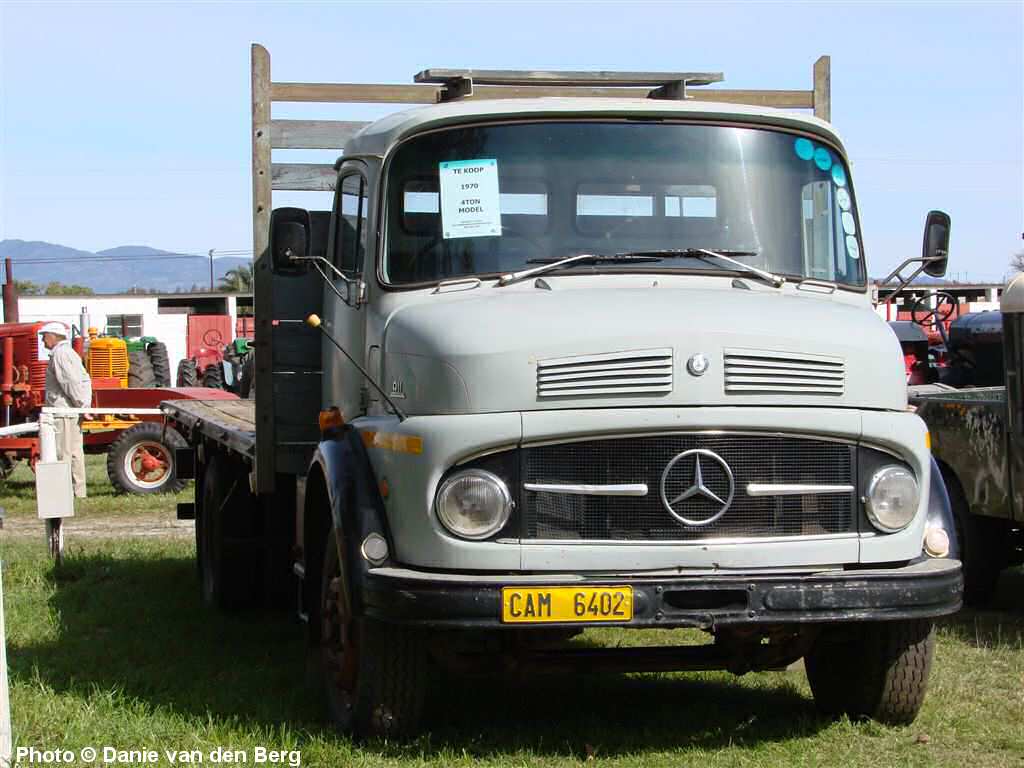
[682,89,813,108]
[271,162,336,191]
[271,81,439,103]
[813,55,831,121]
[271,119,370,149]
[416,68,724,87]
[270,81,814,109]
[251,43,275,492]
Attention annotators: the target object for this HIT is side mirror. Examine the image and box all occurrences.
[270,207,310,273]
[922,210,950,278]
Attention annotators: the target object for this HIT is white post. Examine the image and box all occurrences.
[36,413,65,562]
[38,413,57,463]
[0,563,11,768]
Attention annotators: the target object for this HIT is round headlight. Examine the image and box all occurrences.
[865,465,919,532]
[435,469,512,540]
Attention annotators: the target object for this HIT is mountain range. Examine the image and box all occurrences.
[0,240,252,294]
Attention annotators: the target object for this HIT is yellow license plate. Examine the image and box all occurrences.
[501,586,633,624]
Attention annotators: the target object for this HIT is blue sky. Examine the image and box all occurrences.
[1,0,1021,281]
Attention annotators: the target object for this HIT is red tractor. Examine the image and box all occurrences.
[176,314,254,395]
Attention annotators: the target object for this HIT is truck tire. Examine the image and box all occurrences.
[203,363,224,390]
[146,341,171,387]
[805,619,935,725]
[128,351,156,388]
[199,454,260,611]
[106,422,187,494]
[942,466,1003,605]
[176,358,198,387]
[319,528,426,739]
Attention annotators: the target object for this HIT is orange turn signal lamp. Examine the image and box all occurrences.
[319,407,345,432]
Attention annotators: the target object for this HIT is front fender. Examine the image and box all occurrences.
[307,426,393,613]
[926,455,960,560]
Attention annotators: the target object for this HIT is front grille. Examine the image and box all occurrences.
[723,348,845,396]
[537,348,673,398]
[522,434,855,541]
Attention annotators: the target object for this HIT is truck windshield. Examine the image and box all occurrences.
[383,121,865,288]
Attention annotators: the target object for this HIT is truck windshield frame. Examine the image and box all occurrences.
[379,119,867,291]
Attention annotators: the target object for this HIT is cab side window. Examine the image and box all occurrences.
[335,173,367,275]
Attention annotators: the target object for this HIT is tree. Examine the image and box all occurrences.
[1011,250,1024,273]
[44,282,94,295]
[13,279,41,295]
[218,264,253,293]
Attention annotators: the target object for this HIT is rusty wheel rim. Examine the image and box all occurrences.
[124,440,172,489]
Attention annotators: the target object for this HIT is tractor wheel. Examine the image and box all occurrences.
[0,454,17,481]
[176,358,198,387]
[203,363,225,390]
[146,341,171,387]
[106,422,187,494]
[239,353,255,399]
[128,351,156,388]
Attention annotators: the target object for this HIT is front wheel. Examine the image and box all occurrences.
[106,422,187,494]
[805,619,935,725]
[319,528,427,739]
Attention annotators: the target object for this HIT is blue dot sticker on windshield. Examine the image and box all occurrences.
[794,137,815,161]
[831,164,847,187]
[841,211,856,236]
[836,188,851,211]
[813,147,833,171]
[846,235,861,260]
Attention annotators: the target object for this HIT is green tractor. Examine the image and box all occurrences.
[125,335,171,388]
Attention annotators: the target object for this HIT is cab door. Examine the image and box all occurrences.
[323,163,370,419]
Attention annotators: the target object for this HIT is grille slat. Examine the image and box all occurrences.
[538,348,673,398]
[724,348,845,396]
[522,434,855,541]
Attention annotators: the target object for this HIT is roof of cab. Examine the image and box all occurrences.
[342,97,846,159]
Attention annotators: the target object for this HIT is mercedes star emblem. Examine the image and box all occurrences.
[687,353,710,376]
[659,448,735,526]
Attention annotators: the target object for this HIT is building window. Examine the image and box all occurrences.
[105,314,143,338]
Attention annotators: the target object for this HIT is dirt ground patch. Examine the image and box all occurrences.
[2,512,193,539]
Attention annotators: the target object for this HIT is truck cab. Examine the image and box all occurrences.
[174,50,963,739]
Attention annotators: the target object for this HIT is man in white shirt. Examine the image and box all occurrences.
[39,322,92,498]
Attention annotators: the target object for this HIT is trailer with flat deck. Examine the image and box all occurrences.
[163,45,963,739]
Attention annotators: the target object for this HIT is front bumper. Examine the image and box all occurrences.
[363,558,963,629]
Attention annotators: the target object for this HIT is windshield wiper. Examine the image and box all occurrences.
[616,248,785,288]
[496,253,663,287]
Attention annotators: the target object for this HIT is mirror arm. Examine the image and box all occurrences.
[291,254,366,307]
[877,254,947,306]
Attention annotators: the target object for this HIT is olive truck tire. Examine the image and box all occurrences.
[106,422,187,495]
[942,466,1003,605]
[804,619,935,725]
[127,351,156,388]
[319,528,427,739]
[176,358,198,387]
[146,341,171,387]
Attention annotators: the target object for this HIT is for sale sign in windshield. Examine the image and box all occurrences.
[439,159,501,239]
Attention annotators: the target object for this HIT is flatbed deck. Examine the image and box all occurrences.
[162,399,257,460]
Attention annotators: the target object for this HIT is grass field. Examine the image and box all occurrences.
[1,457,1022,767]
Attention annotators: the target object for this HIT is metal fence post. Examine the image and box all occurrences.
[0,563,12,768]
